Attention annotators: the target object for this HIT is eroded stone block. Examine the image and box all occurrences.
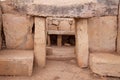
[76,19,89,68]
[0,50,33,76]
[90,53,120,77]
[2,13,34,49]
[88,16,117,53]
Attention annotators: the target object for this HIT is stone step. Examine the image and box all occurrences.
[0,50,34,76]
[46,46,76,61]
[90,53,120,77]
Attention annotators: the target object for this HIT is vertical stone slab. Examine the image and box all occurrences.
[0,6,2,49]
[88,16,117,53]
[76,19,89,68]
[34,17,46,67]
[2,14,34,49]
[117,5,120,53]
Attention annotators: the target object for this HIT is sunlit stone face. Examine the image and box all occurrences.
[1,0,6,1]
[33,0,97,6]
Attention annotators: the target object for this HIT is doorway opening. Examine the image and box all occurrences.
[46,34,76,60]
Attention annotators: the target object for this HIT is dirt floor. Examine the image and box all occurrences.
[0,60,119,80]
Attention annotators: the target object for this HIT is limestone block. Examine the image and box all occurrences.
[34,17,46,67]
[88,16,117,53]
[90,53,120,77]
[11,0,119,17]
[0,50,33,76]
[76,19,89,68]
[2,13,34,49]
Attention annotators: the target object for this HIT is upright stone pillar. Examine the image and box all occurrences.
[34,17,46,67]
[76,19,89,68]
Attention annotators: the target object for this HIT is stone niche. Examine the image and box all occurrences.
[46,17,75,47]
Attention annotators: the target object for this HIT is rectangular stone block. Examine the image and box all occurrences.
[76,19,89,68]
[34,17,46,67]
[90,53,120,77]
[88,16,117,53]
[0,50,34,76]
[2,13,34,50]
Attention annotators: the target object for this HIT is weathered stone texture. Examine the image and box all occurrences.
[0,50,33,76]
[46,17,75,32]
[2,14,34,49]
[1,0,19,14]
[88,16,117,53]
[11,0,119,17]
[0,6,2,49]
[90,53,120,77]
[34,17,46,67]
[76,19,89,68]
[117,5,120,54]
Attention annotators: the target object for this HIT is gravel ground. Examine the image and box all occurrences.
[0,60,119,80]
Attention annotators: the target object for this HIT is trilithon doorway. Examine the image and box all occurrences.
[46,17,76,60]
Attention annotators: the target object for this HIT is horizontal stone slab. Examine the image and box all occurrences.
[90,53,120,77]
[0,50,34,76]
[7,0,119,18]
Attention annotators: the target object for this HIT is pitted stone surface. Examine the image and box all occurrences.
[7,0,119,17]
